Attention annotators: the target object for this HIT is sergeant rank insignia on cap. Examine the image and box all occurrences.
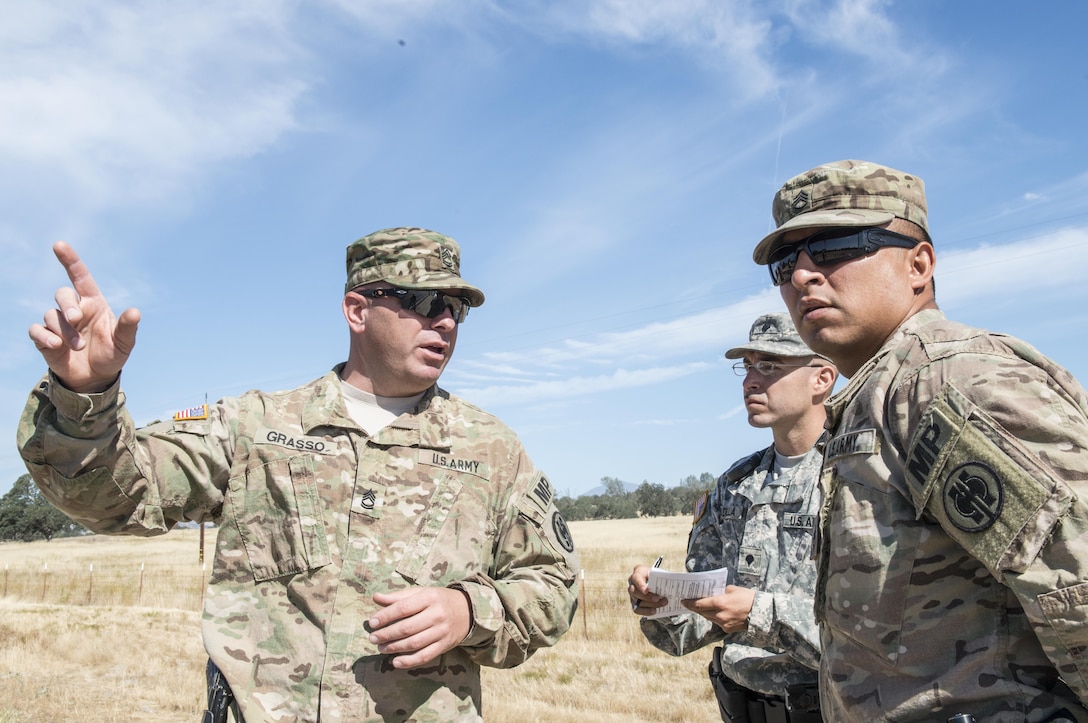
[174,404,209,421]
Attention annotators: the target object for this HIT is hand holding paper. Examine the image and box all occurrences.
[643,566,730,620]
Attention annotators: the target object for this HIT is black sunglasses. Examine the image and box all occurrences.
[353,287,470,323]
[768,227,920,286]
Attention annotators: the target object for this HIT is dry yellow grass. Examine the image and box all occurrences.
[0,516,718,722]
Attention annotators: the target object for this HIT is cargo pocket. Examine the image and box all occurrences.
[1039,582,1088,693]
[232,455,330,582]
[822,477,919,665]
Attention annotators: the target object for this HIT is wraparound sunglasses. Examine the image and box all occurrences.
[352,287,470,323]
[768,227,920,286]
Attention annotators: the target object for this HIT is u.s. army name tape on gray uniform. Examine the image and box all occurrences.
[640,443,823,696]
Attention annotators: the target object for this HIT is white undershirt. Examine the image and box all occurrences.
[769,448,807,481]
[339,379,424,435]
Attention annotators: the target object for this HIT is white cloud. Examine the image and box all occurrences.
[478,290,779,368]
[718,404,746,421]
[456,361,713,406]
[776,0,968,158]
[991,170,1088,224]
[783,0,898,55]
[937,226,1088,307]
[505,0,780,98]
[0,1,307,207]
[456,225,1088,408]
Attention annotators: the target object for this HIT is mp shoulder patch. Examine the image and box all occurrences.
[533,475,554,509]
[908,383,1074,576]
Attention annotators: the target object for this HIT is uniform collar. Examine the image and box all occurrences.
[301,365,452,450]
[824,309,946,431]
[734,443,823,504]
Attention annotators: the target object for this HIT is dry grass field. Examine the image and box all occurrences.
[0,516,717,722]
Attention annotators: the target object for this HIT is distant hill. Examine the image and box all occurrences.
[579,481,639,497]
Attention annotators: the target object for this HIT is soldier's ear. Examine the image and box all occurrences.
[907,241,935,293]
[343,291,368,333]
[813,364,837,395]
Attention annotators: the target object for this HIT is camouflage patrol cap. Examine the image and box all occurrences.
[725,312,822,359]
[752,160,929,264]
[345,227,485,307]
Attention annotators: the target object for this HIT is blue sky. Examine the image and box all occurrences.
[4,1,1088,498]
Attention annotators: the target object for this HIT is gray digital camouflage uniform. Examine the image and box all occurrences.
[18,365,579,722]
[817,309,1088,721]
[640,443,823,696]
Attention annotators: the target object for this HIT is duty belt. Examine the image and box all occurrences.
[708,646,822,723]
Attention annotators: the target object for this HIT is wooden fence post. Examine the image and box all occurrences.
[580,569,587,638]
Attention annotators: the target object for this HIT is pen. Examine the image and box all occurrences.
[633,556,664,611]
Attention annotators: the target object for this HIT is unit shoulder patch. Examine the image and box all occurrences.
[943,461,1003,533]
[551,511,575,553]
[907,383,1074,575]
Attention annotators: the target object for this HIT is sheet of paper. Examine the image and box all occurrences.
[643,567,730,620]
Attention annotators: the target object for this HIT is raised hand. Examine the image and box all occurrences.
[28,241,141,393]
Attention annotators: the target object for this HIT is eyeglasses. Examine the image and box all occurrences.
[732,360,822,376]
[768,227,920,286]
[353,287,470,323]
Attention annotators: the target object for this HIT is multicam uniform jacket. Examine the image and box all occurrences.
[640,443,823,696]
[817,309,1088,722]
[17,366,579,723]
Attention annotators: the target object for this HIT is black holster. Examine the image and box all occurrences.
[709,646,751,722]
[202,659,241,723]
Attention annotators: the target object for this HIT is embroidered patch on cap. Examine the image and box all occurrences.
[790,189,811,211]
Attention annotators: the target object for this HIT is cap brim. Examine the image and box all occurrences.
[752,208,895,264]
[724,341,816,359]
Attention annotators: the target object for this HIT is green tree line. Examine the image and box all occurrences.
[2,469,720,541]
[0,474,89,541]
[555,473,718,521]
